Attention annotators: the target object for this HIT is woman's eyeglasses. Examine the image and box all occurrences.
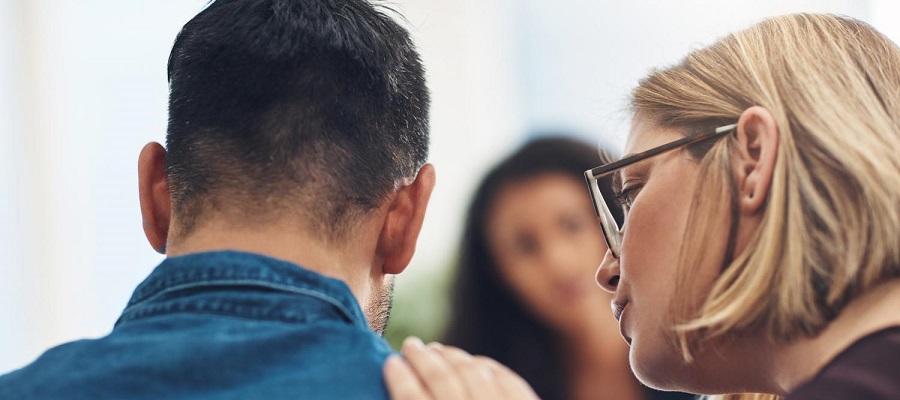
[583,123,737,258]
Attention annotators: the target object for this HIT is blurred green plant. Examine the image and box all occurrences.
[384,259,455,350]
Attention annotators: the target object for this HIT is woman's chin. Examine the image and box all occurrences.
[629,339,693,393]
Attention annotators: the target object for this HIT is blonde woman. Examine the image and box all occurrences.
[383,13,900,400]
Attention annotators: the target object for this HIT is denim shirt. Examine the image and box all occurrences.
[0,251,393,399]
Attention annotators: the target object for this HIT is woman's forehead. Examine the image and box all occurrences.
[624,119,683,156]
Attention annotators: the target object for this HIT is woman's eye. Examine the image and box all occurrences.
[560,215,585,234]
[614,184,643,210]
[513,235,538,256]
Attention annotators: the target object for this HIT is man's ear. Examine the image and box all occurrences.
[376,164,436,275]
[138,142,172,254]
[732,106,780,215]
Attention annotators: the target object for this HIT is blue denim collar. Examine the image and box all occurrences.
[117,250,368,330]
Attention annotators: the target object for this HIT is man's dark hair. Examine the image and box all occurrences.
[165,0,429,239]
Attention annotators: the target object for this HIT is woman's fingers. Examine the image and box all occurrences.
[439,345,539,400]
[481,356,541,399]
[431,344,503,399]
[384,355,430,400]
[384,338,540,400]
[398,337,468,400]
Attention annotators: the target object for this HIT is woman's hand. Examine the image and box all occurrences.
[383,337,540,400]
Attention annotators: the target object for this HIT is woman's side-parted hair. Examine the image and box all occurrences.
[443,136,622,400]
[631,13,900,400]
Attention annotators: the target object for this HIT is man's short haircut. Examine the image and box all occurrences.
[165,0,429,239]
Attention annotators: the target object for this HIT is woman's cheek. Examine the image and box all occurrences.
[502,261,555,317]
[621,170,696,281]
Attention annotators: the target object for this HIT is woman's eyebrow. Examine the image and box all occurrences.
[619,161,652,186]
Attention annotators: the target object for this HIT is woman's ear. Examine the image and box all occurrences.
[733,106,780,215]
[138,142,172,254]
[376,164,436,275]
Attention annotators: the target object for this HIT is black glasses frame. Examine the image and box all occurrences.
[583,123,737,258]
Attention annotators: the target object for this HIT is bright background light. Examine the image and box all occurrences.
[0,0,896,373]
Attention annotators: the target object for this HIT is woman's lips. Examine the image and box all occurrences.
[612,300,632,345]
[612,301,626,321]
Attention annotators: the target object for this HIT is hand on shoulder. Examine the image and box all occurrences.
[383,337,540,400]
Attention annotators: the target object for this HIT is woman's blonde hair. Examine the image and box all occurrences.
[631,13,900,400]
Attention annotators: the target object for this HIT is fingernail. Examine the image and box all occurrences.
[427,342,443,349]
[403,336,425,350]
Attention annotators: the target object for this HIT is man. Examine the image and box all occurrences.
[0,0,433,398]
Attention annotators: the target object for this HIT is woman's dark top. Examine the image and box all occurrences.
[646,387,696,400]
[787,326,900,399]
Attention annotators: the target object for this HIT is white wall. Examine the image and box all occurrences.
[0,0,204,372]
[0,0,28,367]
[514,0,876,154]
[871,0,900,41]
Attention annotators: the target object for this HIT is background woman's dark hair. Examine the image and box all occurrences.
[443,136,622,400]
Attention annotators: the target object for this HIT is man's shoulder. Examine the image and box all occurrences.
[0,317,393,400]
[270,321,394,398]
[276,319,395,378]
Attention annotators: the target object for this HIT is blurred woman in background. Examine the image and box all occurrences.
[443,137,692,400]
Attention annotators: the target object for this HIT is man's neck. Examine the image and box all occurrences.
[770,279,900,394]
[164,220,377,305]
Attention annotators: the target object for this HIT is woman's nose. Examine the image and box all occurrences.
[543,239,582,279]
[595,249,620,293]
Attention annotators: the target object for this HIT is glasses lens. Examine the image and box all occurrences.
[598,200,621,258]
[587,175,622,258]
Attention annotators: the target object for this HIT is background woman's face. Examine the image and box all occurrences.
[612,119,731,389]
[486,173,614,333]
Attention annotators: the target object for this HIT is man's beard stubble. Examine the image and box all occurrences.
[364,276,395,336]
